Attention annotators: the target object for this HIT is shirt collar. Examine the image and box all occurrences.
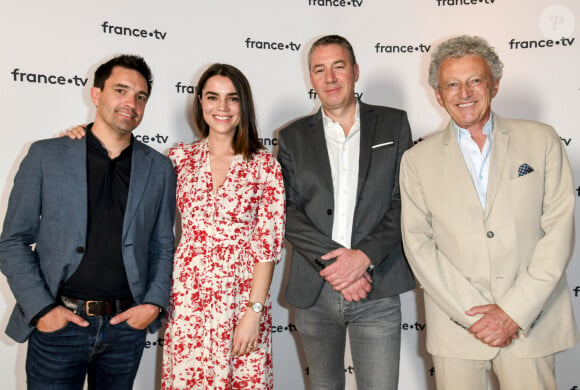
[453,112,494,143]
[321,101,360,139]
[86,123,134,159]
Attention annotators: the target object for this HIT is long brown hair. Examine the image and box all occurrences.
[194,63,263,160]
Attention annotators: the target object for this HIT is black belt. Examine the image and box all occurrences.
[60,295,134,316]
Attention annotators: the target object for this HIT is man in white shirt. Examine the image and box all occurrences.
[278,34,415,389]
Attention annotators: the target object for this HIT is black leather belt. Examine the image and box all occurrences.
[60,295,134,316]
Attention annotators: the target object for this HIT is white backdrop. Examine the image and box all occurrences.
[1,1,579,389]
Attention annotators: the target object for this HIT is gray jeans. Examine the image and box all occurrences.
[296,282,402,390]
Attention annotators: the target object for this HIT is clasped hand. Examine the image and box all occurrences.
[319,248,373,302]
[466,304,520,348]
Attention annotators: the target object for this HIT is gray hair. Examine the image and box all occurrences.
[428,35,503,89]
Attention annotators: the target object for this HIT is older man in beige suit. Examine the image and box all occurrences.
[400,35,578,390]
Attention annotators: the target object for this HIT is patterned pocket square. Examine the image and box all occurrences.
[517,163,534,177]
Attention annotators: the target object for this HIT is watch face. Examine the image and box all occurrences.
[252,302,263,312]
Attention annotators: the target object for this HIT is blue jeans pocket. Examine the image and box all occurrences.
[118,319,148,332]
[34,320,74,336]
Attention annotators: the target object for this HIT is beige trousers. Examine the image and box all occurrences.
[432,349,556,390]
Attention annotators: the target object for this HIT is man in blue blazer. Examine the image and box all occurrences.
[278,35,415,390]
[0,55,176,389]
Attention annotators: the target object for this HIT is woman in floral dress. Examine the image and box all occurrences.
[161,64,285,389]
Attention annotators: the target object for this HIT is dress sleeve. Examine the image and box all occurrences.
[249,153,286,264]
[168,143,186,173]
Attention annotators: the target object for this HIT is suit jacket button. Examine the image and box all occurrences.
[326,209,333,215]
[75,246,85,254]
[486,231,494,238]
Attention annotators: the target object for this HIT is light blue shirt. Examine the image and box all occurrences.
[453,114,494,210]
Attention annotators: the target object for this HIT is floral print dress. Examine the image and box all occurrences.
[162,139,285,390]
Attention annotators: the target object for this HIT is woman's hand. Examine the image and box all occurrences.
[59,125,86,139]
[232,309,261,356]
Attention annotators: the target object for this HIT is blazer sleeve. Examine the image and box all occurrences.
[278,129,343,271]
[142,159,176,311]
[0,143,56,324]
[400,149,492,328]
[496,127,575,333]
[354,111,412,267]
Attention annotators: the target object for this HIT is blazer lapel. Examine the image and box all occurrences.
[124,141,152,237]
[440,124,484,215]
[484,114,510,219]
[308,109,334,195]
[357,103,374,201]
[61,138,88,238]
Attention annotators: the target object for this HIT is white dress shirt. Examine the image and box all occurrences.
[322,103,361,248]
[453,113,494,210]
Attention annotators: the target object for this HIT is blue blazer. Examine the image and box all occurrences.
[0,136,176,342]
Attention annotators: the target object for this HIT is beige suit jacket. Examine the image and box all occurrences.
[400,114,578,359]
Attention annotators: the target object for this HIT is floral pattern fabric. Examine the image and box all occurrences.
[162,139,285,390]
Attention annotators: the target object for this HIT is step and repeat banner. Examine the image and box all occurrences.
[1,1,579,389]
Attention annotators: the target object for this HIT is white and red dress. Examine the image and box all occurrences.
[162,139,285,390]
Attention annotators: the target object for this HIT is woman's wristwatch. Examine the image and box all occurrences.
[247,301,264,313]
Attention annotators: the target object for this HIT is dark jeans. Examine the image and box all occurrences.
[26,313,147,390]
